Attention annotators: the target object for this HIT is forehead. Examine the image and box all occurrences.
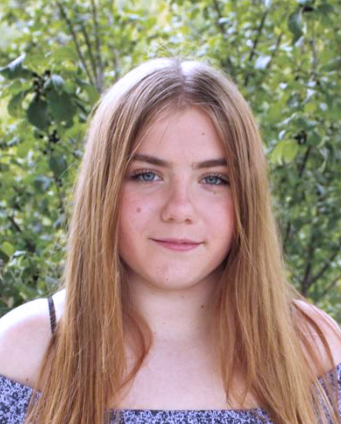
[133,106,226,162]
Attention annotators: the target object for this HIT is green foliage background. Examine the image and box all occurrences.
[0,0,340,322]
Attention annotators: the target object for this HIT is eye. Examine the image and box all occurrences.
[128,170,229,186]
[202,173,229,186]
[129,169,161,183]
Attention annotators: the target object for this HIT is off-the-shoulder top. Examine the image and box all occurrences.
[0,298,340,424]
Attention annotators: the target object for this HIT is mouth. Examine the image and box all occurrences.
[151,238,202,252]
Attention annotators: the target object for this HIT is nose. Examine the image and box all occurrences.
[160,179,196,224]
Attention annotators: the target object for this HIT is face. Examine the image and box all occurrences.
[118,106,235,292]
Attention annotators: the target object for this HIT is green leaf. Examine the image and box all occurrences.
[1,241,15,257]
[321,58,341,72]
[34,175,53,193]
[45,276,59,287]
[281,140,299,163]
[288,8,304,42]
[0,250,9,264]
[294,116,316,130]
[270,139,299,164]
[52,46,77,62]
[308,130,322,146]
[46,90,76,122]
[84,84,100,104]
[15,281,38,300]
[77,79,100,104]
[24,52,49,73]
[0,54,32,80]
[325,103,341,120]
[316,3,334,15]
[26,97,50,129]
[7,90,29,117]
[44,75,66,93]
[17,140,34,158]
[49,155,68,179]
[269,141,284,165]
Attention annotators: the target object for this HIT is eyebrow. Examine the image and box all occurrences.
[131,153,227,169]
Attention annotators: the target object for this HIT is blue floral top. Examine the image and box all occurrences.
[0,362,340,423]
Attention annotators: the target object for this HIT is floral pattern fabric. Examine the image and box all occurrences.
[0,363,340,423]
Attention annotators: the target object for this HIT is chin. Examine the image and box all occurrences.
[147,273,208,291]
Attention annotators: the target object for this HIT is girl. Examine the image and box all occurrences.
[0,58,340,424]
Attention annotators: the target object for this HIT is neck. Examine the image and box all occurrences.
[125,272,219,345]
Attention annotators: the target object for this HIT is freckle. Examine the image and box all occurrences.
[136,207,141,213]
[201,132,205,136]
[201,305,204,308]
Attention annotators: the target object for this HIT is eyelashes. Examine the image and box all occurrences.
[128,169,229,186]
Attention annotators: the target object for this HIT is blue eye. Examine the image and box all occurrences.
[129,170,229,186]
[202,174,229,185]
[130,170,160,183]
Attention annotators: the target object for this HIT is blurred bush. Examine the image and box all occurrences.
[0,0,340,322]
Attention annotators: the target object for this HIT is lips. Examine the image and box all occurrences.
[151,238,202,252]
[152,238,201,244]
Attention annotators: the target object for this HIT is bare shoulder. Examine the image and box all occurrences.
[0,289,66,388]
[293,299,341,371]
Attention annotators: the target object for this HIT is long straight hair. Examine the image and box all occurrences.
[25,58,340,424]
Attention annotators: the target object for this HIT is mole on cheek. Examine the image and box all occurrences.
[136,207,141,213]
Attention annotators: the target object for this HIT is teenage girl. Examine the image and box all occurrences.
[0,58,340,424]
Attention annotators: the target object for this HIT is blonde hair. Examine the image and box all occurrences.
[26,58,340,424]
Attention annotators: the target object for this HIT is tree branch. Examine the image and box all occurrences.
[79,21,98,85]
[8,215,22,233]
[309,20,318,80]
[284,145,312,247]
[54,179,66,216]
[298,145,312,179]
[265,32,283,72]
[283,221,291,249]
[308,240,341,286]
[112,49,121,82]
[57,2,95,86]
[300,236,315,295]
[212,0,225,35]
[319,274,341,299]
[210,0,234,74]
[244,10,269,87]
[90,0,103,92]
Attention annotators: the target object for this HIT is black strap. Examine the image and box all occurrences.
[48,296,57,337]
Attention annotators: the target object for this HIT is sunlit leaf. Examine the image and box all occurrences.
[7,90,29,117]
[44,75,66,93]
[1,241,15,257]
[0,54,31,80]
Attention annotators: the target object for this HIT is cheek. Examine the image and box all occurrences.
[204,198,236,253]
[119,193,154,236]
[119,191,141,219]
[208,196,235,225]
